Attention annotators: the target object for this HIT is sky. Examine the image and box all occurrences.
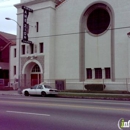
[0,0,20,34]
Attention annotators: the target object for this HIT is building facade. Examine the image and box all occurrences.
[0,32,16,86]
[10,0,130,91]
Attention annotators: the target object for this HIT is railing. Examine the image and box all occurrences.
[0,79,9,87]
[8,78,130,91]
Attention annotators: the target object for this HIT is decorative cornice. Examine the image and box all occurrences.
[14,0,56,8]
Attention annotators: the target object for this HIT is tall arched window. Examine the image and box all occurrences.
[79,2,115,81]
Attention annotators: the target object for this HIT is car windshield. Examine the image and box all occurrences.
[32,85,37,89]
[44,85,52,89]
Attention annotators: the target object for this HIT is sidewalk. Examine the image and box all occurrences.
[0,90,130,101]
[0,90,22,96]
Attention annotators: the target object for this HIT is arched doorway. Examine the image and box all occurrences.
[22,60,43,88]
[31,64,41,86]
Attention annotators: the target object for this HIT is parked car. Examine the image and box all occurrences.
[22,84,58,97]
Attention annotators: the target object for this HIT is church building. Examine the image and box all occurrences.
[10,0,130,91]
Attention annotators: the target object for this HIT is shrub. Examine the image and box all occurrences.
[84,84,106,91]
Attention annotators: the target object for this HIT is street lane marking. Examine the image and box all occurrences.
[6,111,50,117]
[1,100,130,112]
[93,101,130,106]
[0,97,35,100]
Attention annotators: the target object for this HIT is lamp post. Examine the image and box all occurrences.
[5,17,22,94]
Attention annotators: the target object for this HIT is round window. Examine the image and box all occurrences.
[87,8,110,35]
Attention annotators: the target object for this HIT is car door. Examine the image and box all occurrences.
[36,85,43,95]
[29,85,38,95]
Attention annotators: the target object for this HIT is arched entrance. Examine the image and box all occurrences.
[22,60,43,88]
[31,64,41,86]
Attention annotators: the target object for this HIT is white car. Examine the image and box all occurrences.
[22,84,58,97]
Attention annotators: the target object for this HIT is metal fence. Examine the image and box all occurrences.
[8,78,130,91]
[0,79,9,87]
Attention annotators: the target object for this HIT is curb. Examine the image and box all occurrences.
[57,93,130,101]
[0,91,130,101]
[57,95,130,101]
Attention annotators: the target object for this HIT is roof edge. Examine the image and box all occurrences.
[15,0,56,8]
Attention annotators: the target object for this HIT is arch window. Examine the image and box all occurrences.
[32,64,40,72]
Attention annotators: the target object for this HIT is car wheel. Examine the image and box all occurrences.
[24,91,29,96]
[41,91,46,97]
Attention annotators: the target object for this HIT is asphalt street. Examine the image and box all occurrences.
[0,95,130,130]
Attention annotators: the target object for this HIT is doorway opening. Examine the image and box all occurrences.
[31,64,41,86]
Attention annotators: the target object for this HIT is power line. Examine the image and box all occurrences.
[27,25,130,39]
[2,25,130,41]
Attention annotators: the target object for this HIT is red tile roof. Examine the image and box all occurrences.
[0,31,16,45]
[55,0,65,7]
[0,32,16,53]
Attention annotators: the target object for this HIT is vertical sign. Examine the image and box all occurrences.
[22,6,33,44]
